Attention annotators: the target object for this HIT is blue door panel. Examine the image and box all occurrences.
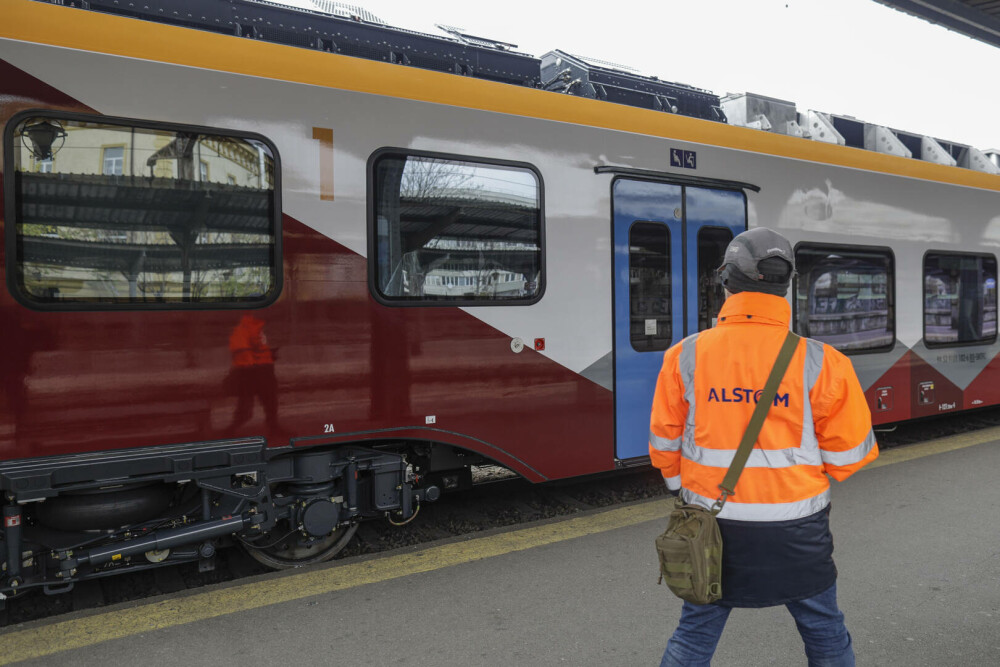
[613,180,682,461]
[613,180,746,462]
[684,188,747,328]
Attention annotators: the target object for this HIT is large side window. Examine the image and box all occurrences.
[924,252,997,346]
[629,221,671,351]
[371,151,542,304]
[794,244,894,352]
[7,114,279,308]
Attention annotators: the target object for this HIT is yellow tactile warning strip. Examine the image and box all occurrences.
[864,426,1000,470]
[0,425,998,664]
[0,500,672,664]
[3,0,1000,192]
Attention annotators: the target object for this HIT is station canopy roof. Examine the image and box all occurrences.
[875,0,1000,49]
[17,173,274,274]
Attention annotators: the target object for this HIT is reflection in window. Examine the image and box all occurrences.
[794,245,894,352]
[629,222,671,351]
[373,153,542,303]
[11,116,278,306]
[924,253,997,345]
[697,227,732,331]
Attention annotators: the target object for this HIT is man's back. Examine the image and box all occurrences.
[653,291,877,521]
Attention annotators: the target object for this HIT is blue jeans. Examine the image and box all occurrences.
[659,584,854,667]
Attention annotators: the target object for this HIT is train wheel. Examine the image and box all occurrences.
[241,522,358,569]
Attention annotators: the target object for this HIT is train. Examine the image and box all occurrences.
[1,0,999,599]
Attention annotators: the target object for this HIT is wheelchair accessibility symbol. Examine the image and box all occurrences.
[670,148,697,170]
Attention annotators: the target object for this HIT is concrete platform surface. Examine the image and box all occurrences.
[3,432,999,666]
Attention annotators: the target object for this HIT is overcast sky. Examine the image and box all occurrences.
[274,0,1000,151]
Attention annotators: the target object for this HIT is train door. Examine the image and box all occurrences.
[612,178,747,462]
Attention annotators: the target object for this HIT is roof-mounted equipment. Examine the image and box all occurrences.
[865,124,912,158]
[301,1,387,24]
[721,93,804,137]
[964,148,1000,174]
[32,0,999,173]
[918,136,958,166]
[540,50,727,122]
[800,110,847,145]
[435,24,519,51]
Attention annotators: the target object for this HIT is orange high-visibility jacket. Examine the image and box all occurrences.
[649,291,878,521]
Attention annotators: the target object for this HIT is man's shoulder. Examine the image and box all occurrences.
[801,337,862,388]
[666,330,710,353]
[804,337,850,366]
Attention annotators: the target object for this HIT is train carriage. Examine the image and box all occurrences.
[0,0,998,597]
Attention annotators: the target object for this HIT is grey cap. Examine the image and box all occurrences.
[718,227,794,296]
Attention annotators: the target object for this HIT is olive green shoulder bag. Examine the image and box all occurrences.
[655,331,800,605]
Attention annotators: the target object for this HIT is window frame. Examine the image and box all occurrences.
[921,249,998,349]
[3,109,283,312]
[100,143,127,176]
[694,224,735,332]
[791,242,896,355]
[366,147,545,308]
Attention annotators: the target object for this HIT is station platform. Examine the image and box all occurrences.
[2,430,999,666]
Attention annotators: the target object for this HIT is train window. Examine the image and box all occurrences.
[371,152,542,304]
[923,252,998,346]
[793,245,895,353]
[6,114,280,309]
[629,222,671,351]
[696,227,733,331]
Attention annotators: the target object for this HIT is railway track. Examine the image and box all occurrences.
[3,406,999,627]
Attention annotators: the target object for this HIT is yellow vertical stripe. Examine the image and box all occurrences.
[312,127,334,201]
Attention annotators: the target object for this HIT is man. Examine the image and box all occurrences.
[649,227,878,667]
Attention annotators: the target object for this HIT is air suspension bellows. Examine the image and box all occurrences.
[35,483,174,531]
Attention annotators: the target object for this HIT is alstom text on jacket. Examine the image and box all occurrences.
[706,388,790,407]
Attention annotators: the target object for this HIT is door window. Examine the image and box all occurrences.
[696,227,733,331]
[628,222,671,351]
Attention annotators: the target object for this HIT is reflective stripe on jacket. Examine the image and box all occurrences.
[649,291,878,521]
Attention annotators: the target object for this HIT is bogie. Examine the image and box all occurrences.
[0,443,445,596]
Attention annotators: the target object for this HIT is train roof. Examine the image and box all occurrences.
[21,0,1000,175]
